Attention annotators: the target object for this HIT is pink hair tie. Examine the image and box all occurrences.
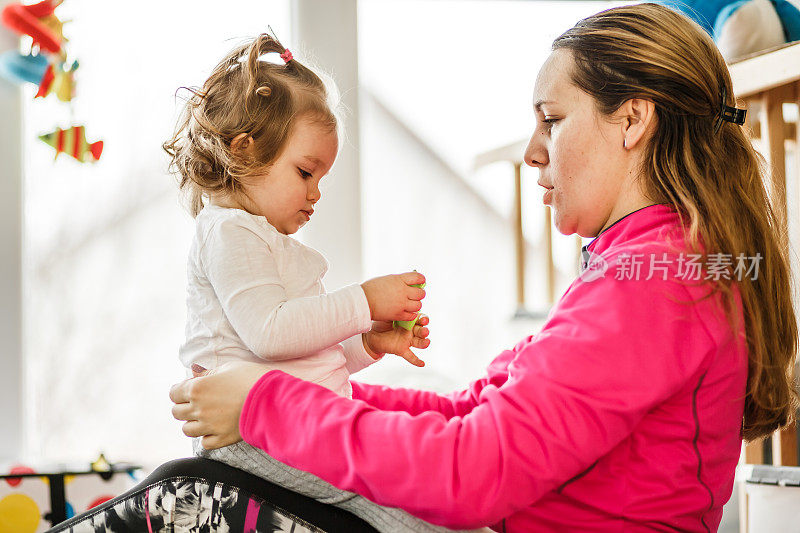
[280,49,293,63]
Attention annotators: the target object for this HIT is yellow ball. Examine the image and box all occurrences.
[0,494,40,533]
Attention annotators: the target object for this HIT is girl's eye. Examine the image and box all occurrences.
[298,168,312,179]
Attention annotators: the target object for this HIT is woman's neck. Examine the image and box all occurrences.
[599,190,656,236]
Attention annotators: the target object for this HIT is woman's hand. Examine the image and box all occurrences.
[364,315,430,367]
[169,361,271,450]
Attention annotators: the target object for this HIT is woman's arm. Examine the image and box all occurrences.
[349,345,520,418]
[234,276,716,528]
[201,217,371,360]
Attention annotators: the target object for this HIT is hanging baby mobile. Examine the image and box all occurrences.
[0,0,103,162]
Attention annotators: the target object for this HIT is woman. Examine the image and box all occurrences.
[170,4,798,531]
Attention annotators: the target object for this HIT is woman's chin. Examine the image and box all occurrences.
[551,212,572,236]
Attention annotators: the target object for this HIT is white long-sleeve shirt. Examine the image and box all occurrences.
[179,205,375,398]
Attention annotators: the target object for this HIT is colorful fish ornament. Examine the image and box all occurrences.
[39,125,103,162]
[36,59,77,101]
[0,52,77,101]
[1,0,66,55]
[0,50,48,85]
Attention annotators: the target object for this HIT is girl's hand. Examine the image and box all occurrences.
[361,272,426,322]
[170,361,270,450]
[364,314,430,367]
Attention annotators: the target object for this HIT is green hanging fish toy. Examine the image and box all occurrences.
[39,125,103,162]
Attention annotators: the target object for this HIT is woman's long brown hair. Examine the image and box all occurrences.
[554,3,797,441]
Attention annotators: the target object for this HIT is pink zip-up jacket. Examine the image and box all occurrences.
[239,204,748,532]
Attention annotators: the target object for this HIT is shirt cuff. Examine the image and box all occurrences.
[342,334,381,374]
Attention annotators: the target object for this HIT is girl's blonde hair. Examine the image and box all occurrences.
[554,3,798,441]
[163,33,338,216]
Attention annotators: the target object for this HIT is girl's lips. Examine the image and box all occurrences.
[543,189,553,205]
[301,210,312,221]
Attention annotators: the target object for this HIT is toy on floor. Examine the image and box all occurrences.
[39,125,103,162]
[658,0,800,62]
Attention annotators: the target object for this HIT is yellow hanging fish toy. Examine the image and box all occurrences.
[35,59,77,102]
[39,125,103,162]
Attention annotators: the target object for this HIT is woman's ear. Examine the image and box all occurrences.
[619,98,656,150]
[231,133,254,154]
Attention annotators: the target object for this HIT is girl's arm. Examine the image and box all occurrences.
[239,275,720,529]
[340,334,379,374]
[201,217,371,360]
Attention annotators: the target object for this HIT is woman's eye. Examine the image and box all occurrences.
[540,117,560,134]
[298,168,312,179]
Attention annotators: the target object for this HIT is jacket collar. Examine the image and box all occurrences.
[581,204,677,268]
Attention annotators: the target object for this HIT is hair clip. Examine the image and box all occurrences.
[280,49,293,63]
[714,87,746,133]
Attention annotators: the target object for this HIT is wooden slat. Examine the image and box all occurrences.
[513,163,525,309]
[791,81,800,252]
[473,140,528,169]
[730,42,800,99]
[738,463,749,533]
[745,439,764,464]
[761,87,789,241]
[760,84,799,469]
[747,121,796,141]
[544,206,555,305]
[772,421,798,466]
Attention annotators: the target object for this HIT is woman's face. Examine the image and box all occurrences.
[524,49,639,238]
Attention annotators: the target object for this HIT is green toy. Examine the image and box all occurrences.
[393,281,426,331]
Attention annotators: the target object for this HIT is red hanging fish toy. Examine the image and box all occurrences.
[1,1,65,55]
[39,125,103,162]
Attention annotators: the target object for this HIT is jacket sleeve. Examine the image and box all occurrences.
[350,347,520,418]
[239,274,715,528]
[200,218,371,360]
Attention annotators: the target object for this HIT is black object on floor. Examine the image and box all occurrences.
[47,457,379,532]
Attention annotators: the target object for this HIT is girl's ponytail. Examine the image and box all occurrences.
[163,33,338,217]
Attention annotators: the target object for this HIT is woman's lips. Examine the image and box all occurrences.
[543,189,553,205]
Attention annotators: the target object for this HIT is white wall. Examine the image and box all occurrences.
[292,0,363,291]
[356,92,554,390]
[0,0,24,463]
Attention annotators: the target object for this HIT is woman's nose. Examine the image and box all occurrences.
[524,132,548,168]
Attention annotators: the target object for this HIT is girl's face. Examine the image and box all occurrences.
[243,116,338,235]
[524,49,644,238]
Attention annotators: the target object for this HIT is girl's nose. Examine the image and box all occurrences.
[308,182,321,202]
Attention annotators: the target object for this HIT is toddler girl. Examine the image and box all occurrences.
[163,34,471,532]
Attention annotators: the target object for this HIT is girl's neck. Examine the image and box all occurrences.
[210,194,247,212]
